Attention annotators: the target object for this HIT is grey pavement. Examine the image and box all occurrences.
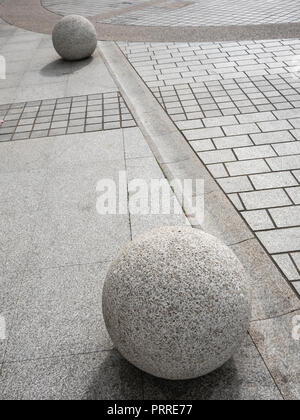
[42,0,300,28]
[0,0,299,401]
[2,0,300,42]
[0,19,190,400]
[120,39,300,297]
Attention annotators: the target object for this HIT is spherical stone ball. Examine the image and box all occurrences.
[102,226,251,380]
[52,15,97,61]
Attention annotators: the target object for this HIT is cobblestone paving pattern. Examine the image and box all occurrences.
[0,91,136,142]
[120,39,300,293]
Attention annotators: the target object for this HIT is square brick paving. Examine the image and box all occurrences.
[0,91,136,142]
[100,0,300,27]
[120,38,300,291]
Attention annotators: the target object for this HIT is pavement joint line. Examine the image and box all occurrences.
[250,306,300,323]
[247,331,285,400]
[228,237,255,247]
[98,40,300,325]
[0,348,115,367]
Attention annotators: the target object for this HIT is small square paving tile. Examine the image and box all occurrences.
[0,91,136,142]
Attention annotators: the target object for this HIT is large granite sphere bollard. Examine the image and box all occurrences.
[102,226,251,380]
[52,15,97,61]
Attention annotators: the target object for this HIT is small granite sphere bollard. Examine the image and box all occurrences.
[52,15,97,61]
[102,226,251,380]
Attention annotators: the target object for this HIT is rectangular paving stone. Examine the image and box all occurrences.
[67,126,84,135]
[51,121,68,129]
[217,176,253,193]
[258,120,293,132]
[234,145,276,160]
[198,149,236,164]
[240,189,291,210]
[289,118,300,129]
[242,210,275,231]
[292,253,300,271]
[257,227,300,254]
[30,130,48,139]
[190,139,215,152]
[12,133,30,141]
[175,120,204,130]
[291,129,300,140]
[15,125,32,133]
[49,128,66,137]
[213,135,253,149]
[228,193,244,211]
[226,159,270,176]
[184,127,223,140]
[273,109,300,119]
[203,115,237,127]
[267,155,300,171]
[250,131,296,145]
[270,206,300,228]
[207,163,228,178]
[273,142,300,156]
[286,187,300,204]
[250,172,298,190]
[236,112,276,124]
[293,170,300,183]
[223,123,261,136]
[0,134,12,142]
[273,254,300,281]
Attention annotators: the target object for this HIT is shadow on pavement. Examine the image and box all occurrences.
[87,349,240,400]
[40,57,94,77]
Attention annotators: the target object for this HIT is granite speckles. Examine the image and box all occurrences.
[102,226,251,380]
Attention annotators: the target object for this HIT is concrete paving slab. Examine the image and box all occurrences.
[125,156,188,238]
[250,310,300,400]
[123,127,153,159]
[0,269,23,313]
[0,310,13,365]
[50,130,125,169]
[0,25,117,106]
[142,335,282,400]
[0,137,54,173]
[0,209,36,273]
[40,160,125,216]
[0,169,46,213]
[28,205,130,270]
[0,350,143,400]
[5,262,113,362]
